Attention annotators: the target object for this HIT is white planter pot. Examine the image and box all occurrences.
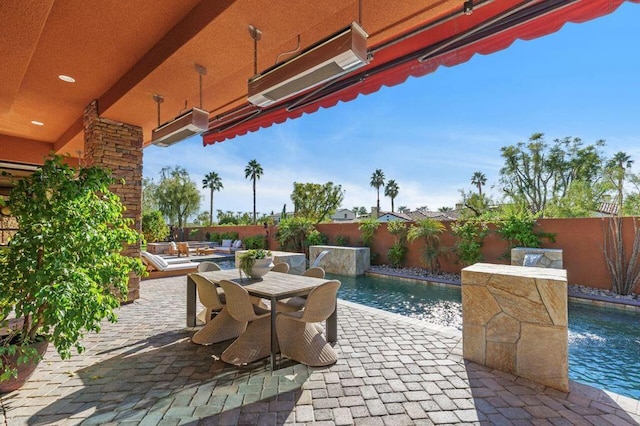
[249,257,274,278]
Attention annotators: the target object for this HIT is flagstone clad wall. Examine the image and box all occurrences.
[84,100,143,302]
[461,263,569,392]
[309,245,370,276]
[511,247,563,268]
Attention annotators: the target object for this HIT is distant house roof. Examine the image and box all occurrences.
[412,208,460,221]
[377,209,460,222]
[331,208,356,221]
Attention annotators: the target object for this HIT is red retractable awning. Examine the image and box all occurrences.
[202,0,638,146]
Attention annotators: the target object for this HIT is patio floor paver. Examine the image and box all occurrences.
[1,275,639,425]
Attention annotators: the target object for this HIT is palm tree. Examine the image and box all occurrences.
[471,171,487,197]
[202,171,223,225]
[370,169,385,217]
[407,218,446,272]
[384,179,399,212]
[607,152,633,215]
[244,159,264,224]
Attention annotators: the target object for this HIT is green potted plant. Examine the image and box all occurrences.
[238,249,273,279]
[0,155,145,392]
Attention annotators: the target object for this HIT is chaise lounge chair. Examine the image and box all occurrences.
[141,251,198,279]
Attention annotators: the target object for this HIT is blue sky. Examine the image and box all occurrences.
[143,3,640,220]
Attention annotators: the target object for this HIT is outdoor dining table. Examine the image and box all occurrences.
[186,269,338,369]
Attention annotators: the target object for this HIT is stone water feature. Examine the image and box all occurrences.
[309,245,370,276]
[511,247,563,269]
[461,263,569,392]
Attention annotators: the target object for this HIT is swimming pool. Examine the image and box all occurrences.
[332,272,640,400]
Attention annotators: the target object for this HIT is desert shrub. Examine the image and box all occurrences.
[220,231,239,241]
[386,220,409,268]
[387,242,407,268]
[243,234,267,249]
[408,218,447,272]
[276,217,315,253]
[305,230,328,248]
[451,219,489,266]
[495,208,555,257]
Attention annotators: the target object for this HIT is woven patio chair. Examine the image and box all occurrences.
[193,263,223,323]
[276,267,326,312]
[190,274,247,345]
[276,280,340,366]
[270,262,290,273]
[219,280,272,365]
[197,261,221,272]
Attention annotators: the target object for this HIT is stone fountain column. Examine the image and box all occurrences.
[461,263,569,392]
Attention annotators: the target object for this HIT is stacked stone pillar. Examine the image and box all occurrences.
[461,263,569,392]
[83,100,143,302]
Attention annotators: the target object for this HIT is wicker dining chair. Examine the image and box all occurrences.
[218,280,272,366]
[276,280,341,366]
[276,267,326,312]
[190,274,247,345]
[195,261,222,323]
[197,261,221,272]
[270,262,290,273]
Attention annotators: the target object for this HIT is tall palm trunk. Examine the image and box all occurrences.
[253,178,257,224]
[209,188,214,225]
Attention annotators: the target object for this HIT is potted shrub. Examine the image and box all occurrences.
[238,249,273,279]
[0,155,145,392]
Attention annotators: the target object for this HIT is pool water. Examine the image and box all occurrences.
[332,273,640,400]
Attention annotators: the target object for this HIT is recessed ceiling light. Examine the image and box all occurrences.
[58,74,76,83]
[31,120,44,126]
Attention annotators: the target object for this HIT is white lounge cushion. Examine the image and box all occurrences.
[221,239,233,248]
[233,239,242,248]
[154,254,169,269]
[142,251,195,271]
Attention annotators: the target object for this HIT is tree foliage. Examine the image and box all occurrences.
[142,210,169,243]
[495,206,555,255]
[386,220,408,268]
[604,151,634,215]
[384,179,399,212]
[142,177,158,215]
[451,219,489,266]
[291,182,344,224]
[202,171,223,225]
[0,156,145,380]
[276,217,315,253]
[245,159,263,224]
[500,133,605,215]
[155,166,201,228]
[358,218,380,247]
[471,171,486,196]
[459,190,493,218]
[370,169,385,216]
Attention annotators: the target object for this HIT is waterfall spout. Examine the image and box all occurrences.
[523,253,543,267]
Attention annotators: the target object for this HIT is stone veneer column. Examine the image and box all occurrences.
[83,100,143,302]
[461,263,568,392]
